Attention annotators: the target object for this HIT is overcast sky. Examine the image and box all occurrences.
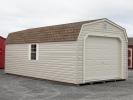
[0,0,133,38]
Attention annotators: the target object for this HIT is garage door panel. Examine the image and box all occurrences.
[86,49,119,58]
[84,36,121,82]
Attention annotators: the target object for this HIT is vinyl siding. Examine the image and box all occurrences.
[5,41,78,84]
[76,21,128,84]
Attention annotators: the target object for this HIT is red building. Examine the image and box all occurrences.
[128,38,133,69]
[0,36,5,69]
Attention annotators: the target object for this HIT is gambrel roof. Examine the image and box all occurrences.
[6,18,125,44]
[6,19,102,44]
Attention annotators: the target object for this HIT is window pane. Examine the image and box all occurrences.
[31,44,36,49]
[31,44,37,60]
[31,44,36,52]
[31,53,36,60]
[31,48,36,52]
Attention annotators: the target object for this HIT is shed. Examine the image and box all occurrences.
[5,18,128,84]
[128,38,133,69]
[0,36,5,69]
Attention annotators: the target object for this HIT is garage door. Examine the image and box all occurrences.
[84,36,121,82]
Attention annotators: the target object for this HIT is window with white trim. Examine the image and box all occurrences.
[30,44,37,60]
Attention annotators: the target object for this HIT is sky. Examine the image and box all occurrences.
[0,0,133,38]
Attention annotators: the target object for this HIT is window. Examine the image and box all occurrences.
[30,44,38,60]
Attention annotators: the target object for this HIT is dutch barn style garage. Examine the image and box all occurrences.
[5,18,128,84]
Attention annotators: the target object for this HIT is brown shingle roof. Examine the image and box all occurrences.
[128,38,133,45]
[6,19,102,44]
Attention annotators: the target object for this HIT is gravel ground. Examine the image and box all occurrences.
[0,70,133,100]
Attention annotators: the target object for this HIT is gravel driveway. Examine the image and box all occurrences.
[0,70,133,100]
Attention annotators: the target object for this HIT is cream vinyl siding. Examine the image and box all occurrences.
[76,20,127,84]
[5,41,78,84]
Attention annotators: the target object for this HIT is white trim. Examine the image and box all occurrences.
[36,43,39,60]
[81,18,128,42]
[103,18,126,31]
[28,43,39,61]
[28,44,31,60]
[82,18,126,31]
[82,32,123,83]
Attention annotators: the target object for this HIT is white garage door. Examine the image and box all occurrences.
[84,36,121,82]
